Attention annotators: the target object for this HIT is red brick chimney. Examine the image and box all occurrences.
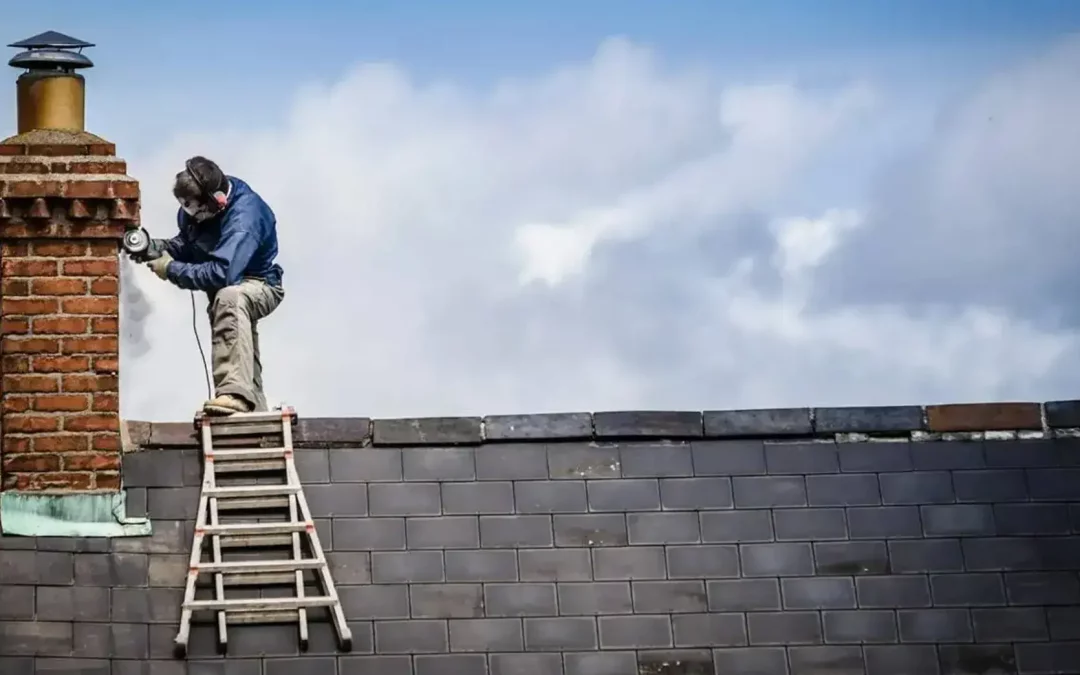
[0,32,139,491]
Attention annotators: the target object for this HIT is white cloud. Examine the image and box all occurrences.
[118,36,1080,422]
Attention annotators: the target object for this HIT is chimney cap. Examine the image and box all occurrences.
[8,31,94,49]
[8,31,94,71]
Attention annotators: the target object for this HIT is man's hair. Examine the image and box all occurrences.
[173,156,227,202]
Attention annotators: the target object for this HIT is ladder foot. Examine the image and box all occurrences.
[339,636,352,652]
[299,637,309,652]
[217,640,228,655]
[173,642,187,659]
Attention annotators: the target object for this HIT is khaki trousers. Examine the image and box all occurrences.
[207,278,284,411]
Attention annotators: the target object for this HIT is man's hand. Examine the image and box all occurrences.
[147,251,173,280]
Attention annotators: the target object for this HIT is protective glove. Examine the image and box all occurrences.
[147,251,174,280]
[128,238,166,264]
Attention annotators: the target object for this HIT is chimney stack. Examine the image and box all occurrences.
[0,31,140,493]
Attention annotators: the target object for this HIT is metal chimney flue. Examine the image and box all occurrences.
[8,30,95,134]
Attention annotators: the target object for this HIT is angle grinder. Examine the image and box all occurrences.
[121,227,162,261]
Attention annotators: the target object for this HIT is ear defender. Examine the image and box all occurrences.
[212,191,227,208]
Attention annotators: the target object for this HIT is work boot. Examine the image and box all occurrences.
[203,394,253,416]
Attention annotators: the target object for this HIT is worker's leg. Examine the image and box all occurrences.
[251,319,266,411]
[206,279,284,412]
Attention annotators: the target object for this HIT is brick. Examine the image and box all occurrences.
[61,258,117,276]
[32,355,90,372]
[448,618,524,652]
[856,576,931,608]
[592,547,666,580]
[518,548,592,581]
[409,583,483,618]
[701,510,774,543]
[3,336,59,353]
[668,613,747,648]
[0,620,72,656]
[338,585,409,620]
[631,580,707,613]
[659,477,733,510]
[0,297,57,316]
[441,481,514,514]
[373,620,449,654]
[806,474,882,507]
[732,476,807,508]
[484,583,557,617]
[703,407,811,437]
[864,646,941,675]
[789,646,865,674]
[60,296,117,314]
[302,482,368,516]
[822,610,898,644]
[30,277,87,295]
[490,653,561,675]
[773,508,848,541]
[89,276,118,295]
[444,549,518,582]
[888,539,963,573]
[1004,571,1080,606]
[2,257,58,276]
[0,587,34,621]
[63,413,118,432]
[972,607,1049,642]
[911,440,986,470]
[690,440,766,475]
[479,515,553,548]
[331,518,406,550]
[547,443,620,479]
[0,317,28,334]
[994,503,1071,535]
[706,579,782,611]
[593,410,701,438]
[326,447,401,481]
[739,542,813,577]
[782,577,857,610]
[847,506,922,539]
[61,336,117,354]
[30,242,87,257]
[475,443,548,480]
[1016,643,1080,674]
[552,513,628,547]
[37,585,109,621]
[712,648,788,675]
[515,480,587,513]
[666,544,739,578]
[1028,467,1080,501]
[747,612,822,645]
[896,608,974,643]
[406,516,480,548]
[31,316,89,335]
[619,441,694,477]
[523,617,598,650]
[1045,399,1080,427]
[557,582,632,615]
[984,439,1062,468]
[4,414,60,432]
[879,471,954,505]
[0,277,29,296]
[837,441,913,472]
[938,645,1017,675]
[372,416,481,445]
[764,441,839,474]
[293,417,370,445]
[813,405,924,433]
[596,615,673,649]
[929,573,1006,607]
[627,512,700,544]
[368,482,440,516]
[63,452,120,471]
[927,402,1042,431]
[483,412,592,440]
[89,316,117,333]
[371,551,443,583]
[402,446,475,480]
[921,504,995,537]
[31,393,89,412]
[2,454,59,472]
[953,469,1028,502]
[565,652,637,674]
[586,478,660,511]
[3,374,59,392]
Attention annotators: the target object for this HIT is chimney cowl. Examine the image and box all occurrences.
[8,31,94,71]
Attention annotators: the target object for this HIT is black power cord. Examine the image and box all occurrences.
[191,290,212,400]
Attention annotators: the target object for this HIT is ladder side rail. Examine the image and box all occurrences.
[205,435,229,652]
[173,420,215,658]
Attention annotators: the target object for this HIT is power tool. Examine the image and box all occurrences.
[121,227,163,261]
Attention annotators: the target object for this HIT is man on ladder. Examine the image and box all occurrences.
[133,156,285,416]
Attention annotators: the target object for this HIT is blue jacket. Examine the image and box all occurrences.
[162,177,284,293]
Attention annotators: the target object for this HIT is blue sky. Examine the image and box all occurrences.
[4,3,1080,419]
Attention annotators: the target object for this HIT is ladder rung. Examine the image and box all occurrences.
[205,485,300,498]
[198,522,310,536]
[219,535,293,548]
[202,410,295,425]
[209,447,289,460]
[213,460,286,474]
[216,497,291,511]
[184,596,336,612]
[194,558,324,574]
[210,423,284,437]
[227,610,302,624]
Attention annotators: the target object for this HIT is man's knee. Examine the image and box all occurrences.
[211,285,245,317]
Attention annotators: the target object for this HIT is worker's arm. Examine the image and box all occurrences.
[164,200,263,292]
[156,210,196,262]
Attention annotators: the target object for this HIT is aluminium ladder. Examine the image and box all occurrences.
[173,407,352,658]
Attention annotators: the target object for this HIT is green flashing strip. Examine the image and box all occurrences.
[0,490,152,537]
